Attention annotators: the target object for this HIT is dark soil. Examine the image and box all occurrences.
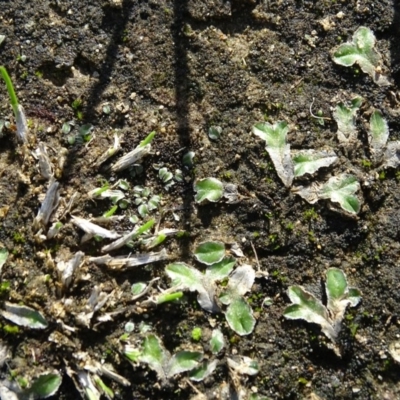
[1,0,400,399]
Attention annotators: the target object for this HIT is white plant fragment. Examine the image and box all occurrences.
[57,251,84,295]
[34,179,60,229]
[95,133,122,167]
[76,286,114,328]
[14,104,29,143]
[111,144,151,172]
[253,121,294,187]
[0,249,8,275]
[227,356,259,376]
[89,248,169,270]
[383,141,400,168]
[292,149,338,177]
[47,221,63,240]
[33,142,53,179]
[71,216,120,243]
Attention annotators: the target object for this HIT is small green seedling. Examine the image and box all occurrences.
[292,149,338,177]
[220,265,256,336]
[0,66,28,142]
[166,249,256,335]
[210,329,225,354]
[165,260,230,313]
[189,359,218,382]
[332,96,363,145]
[191,327,202,341]
[252,121,293,187]
[124,334,203,383]
[0,302,48,329]
[294,174,361,215]
[332,26,390,86]
[284,268,361,355]
[208,125,222,140]
[27,372,63,399]
[319,174,361,215]
[194,241,225,265]
[194,177,224,203]
[366,109,400,169]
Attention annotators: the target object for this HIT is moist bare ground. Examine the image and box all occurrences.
[0,0,400,399]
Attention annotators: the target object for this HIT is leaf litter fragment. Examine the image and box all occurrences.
[89,248,169,270]
[112,131,155,172]
[71,216,120,243]
[34,178,60,229]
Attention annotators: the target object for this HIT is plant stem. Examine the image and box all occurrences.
[0,66,18,107]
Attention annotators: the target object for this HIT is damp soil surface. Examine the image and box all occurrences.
[1,0,400,399]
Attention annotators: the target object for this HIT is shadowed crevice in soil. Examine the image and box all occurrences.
[390,0,400,84]
[61,0,133,177]
[173,0,192,258]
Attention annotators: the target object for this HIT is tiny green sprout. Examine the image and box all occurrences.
[156,291,183,304]
[298,377,308,385]
[103,205,118,218]
[191,327,202,342]
[3,324,19,334]
[17,376,29,388]
[182,151,195,168]
[71,98,82,110]
[0,66,28,142]
[139,130,156,147]
[0,281,10,294]
[361,159,372,169]
[332,26,390,86]
[35,70,43,78]
[13,232,25,243]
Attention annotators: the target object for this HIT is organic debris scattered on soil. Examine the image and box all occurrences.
[0,0,400,399]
